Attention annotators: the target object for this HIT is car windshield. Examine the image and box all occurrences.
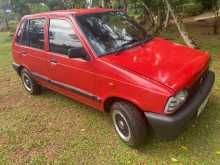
[76,11,152,57]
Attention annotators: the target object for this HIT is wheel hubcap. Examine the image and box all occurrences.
[112,110,131,142]
[22,73,32,92]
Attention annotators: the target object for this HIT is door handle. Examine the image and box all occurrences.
[20,51,28,56]
[50,59,58,65]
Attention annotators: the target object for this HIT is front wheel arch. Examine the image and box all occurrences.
[103,96,144,114]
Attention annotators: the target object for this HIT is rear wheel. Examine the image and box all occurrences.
[111,101,148,147]
[20,68,41,95]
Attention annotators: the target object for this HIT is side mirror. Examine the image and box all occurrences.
[67,47,89,61]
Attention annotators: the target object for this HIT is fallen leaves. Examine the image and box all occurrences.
[180,145,189,151]
[80,129,86,132]
[171,157,178,162]
[216,150,220,156]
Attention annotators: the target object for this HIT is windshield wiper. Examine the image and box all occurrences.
[114,36,153,55]
[114,39,139,55]
[102,36,154,57]
[139,35,154,45]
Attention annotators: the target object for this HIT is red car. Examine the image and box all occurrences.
[12,8,215,147]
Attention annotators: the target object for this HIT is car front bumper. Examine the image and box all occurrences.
[144,70,215,140]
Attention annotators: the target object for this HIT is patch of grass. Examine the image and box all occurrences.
[27,154,48,165]
[0,151,12,165]
[0,20,220,165]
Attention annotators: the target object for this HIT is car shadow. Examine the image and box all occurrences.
[41,87,219,154]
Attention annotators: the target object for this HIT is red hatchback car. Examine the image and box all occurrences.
[12,8,215,147]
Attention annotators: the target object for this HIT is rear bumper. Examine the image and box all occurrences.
[144,71,215,140]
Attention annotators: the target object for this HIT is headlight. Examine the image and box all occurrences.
[164,90,188,114]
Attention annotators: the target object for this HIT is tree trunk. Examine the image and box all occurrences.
[112,0,117,10]
[213,8,219,34]
[143,3,164,34]
[123,0,128,14]
[154,7,164,34]
[164,7,170,28]
[165,0,198,49]
[142,3,156,27]
[134,2,137,13]
[4,16,9,31]
[87,0,93,8]
[101,0,105,8]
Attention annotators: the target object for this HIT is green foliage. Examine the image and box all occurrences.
[182,3,203,16]
[10,0,31,19]
[46,0,65,10]
[8,21,17,34]
[64,0,87,9]
[31,4,49,14]
[112,0,124,9]
[0,0,219,35]
[195,0,220,11]
[1,0,217,20]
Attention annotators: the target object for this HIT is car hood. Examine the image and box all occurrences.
[101,38,210,91]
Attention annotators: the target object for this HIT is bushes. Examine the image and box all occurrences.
[182,3,203,16]
[8,21,18,35]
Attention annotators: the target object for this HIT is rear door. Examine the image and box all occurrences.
[25,18,49,78]
[13,18,49,79]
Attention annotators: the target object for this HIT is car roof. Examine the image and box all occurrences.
[22,8,114,19]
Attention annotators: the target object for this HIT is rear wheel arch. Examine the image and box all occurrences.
[17,65,31,77]
[20,67,41,95]
[17,65,24,76]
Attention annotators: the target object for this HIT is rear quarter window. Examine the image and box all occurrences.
[16,20,28,44]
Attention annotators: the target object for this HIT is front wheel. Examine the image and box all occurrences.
[111,101,148,147]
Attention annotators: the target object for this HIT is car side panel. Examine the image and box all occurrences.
[12,14,172,114]
[92,59,173,114]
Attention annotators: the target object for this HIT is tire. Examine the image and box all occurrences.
[20,68,41,95]
[111,101,148,147]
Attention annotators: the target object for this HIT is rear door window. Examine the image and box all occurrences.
[28,19,46,50]
[16,18,46,50]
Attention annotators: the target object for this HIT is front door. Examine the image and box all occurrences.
[47,18,98,103]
